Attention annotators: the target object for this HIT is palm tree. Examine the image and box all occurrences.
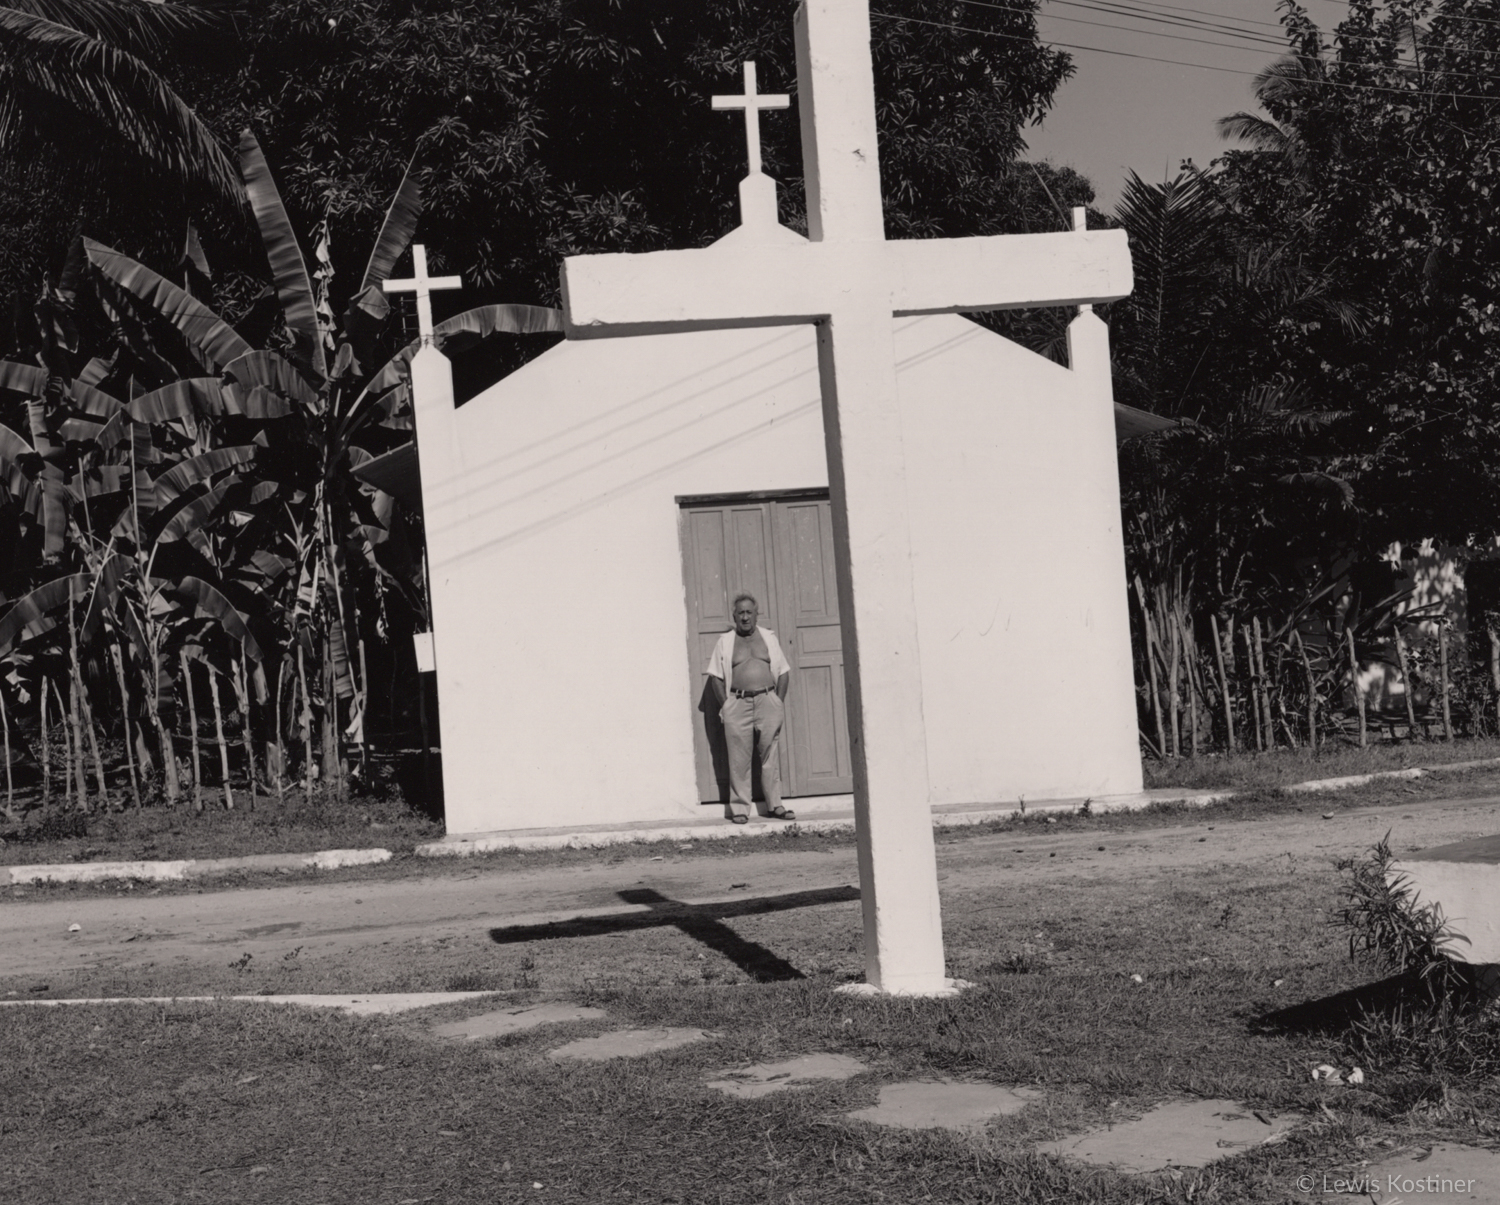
[0,1,240,202]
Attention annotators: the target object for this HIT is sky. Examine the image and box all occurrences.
[1022,0,1357,208]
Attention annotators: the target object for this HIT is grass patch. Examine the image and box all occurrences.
[1143,735,1500,792]
[5,832,1500,1202]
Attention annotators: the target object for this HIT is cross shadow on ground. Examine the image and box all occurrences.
[487,885,861,982]
[1252,973,1426,1036]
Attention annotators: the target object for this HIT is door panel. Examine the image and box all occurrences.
[680,493,853,803]
[773,499,852,794]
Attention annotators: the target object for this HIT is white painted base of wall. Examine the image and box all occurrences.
[1393,842,1500,965]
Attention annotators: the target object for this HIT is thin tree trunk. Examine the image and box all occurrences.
[181,650,203,812]
[1179,612,1199,757]
[0,682,12,815]
[322,632,342,801]
[1438,620,1454,740]
[208,666,234,810]
[357,637,370,781]
[67,594,90,810]
[236,652,257,811]
[1168,615,1181,757]
[109,639,141,808]
[1348,626,1368,748]
[273,657,288,807]
[80,672,109,811]
[298,642,314,800]
[1243,624,1263,752]
[39,678,49,808]
[1394,624,1418,737]
[1292,630,1318,752]
[1210,613,1235,752]
[1253,617,1274,751]
[52,678,74,810]
[150,642,181,806]
[1142,608,1167,759]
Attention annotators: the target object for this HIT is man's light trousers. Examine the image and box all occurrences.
[721,692,784,817]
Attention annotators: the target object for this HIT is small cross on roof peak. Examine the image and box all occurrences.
[712,61,789,179]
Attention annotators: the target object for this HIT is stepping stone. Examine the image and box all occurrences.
[1038,1099,1297,1173]
[1364,1142,1500,1203]
[430,1003,607,1041]
[846,1079,1038,1131]
[708,1053,866,1098]
[547,1027,714,1062]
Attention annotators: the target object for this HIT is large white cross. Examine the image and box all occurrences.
[712,61,788,176]
[383,244,463,342]
[561,0,1132,995]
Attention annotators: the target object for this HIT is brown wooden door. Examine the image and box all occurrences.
[679,493,852,802]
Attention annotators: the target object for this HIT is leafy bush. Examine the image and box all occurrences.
[1334,835,1500,1076]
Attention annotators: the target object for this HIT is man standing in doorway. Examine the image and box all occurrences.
[706,593,796,824]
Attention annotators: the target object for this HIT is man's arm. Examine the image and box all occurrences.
[775,672,789,701]
[711,675,727,707]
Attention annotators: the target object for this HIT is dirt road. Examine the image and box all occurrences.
[2,790,1496,990]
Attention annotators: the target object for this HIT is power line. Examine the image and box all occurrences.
[875,8,1500,100]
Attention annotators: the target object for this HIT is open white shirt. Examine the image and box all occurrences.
[705,626,791,690]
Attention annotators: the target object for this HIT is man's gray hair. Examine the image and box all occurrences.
[732,592,759,610]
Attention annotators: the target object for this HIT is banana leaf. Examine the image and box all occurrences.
[0,424,34,464]
[154,445,257,508]
[324,586,355,700]
[224,349,321,411]
[130,422,156,521]
[0,459,40,518]
[168,576,264,661]
[240,130,326,384]
[84,240,251,372]
[67,465,126,500]
[127,378,224,422]
[0,360,47,398]
[353,304,564,418]
[80,552,131,643]
[360,158,422,294]
[221,383,291,420]
[155,478,235,543]
[68,380,122,417]
[0,573,88,658]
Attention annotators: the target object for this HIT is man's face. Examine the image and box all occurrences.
[733,599,758,635]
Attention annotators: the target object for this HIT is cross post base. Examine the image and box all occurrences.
[833,978,974,1000]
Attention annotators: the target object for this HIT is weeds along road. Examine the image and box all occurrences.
[1,789,1497,986]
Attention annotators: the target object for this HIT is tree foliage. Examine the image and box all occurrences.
[181,0,1074,305]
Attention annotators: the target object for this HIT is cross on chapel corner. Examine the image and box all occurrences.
[712,61,791,234]
[383,244,463,343]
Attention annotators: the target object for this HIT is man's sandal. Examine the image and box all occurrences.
[769,806,796,821]
[730,814,749,825]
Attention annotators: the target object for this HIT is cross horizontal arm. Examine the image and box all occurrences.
[888,229,1132,316]
[561,230,1133,338]
[383,275,462,295]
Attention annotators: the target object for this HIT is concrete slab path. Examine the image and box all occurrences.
[1364,1142,1500,1203]
[707,1053,866,1098]
[1038,1099,1298,1172]
[847,1079,1038,1131]
[429,1003,607,1040]
[547,1027,716,1061]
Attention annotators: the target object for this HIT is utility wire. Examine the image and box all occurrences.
[962,0,1500,73]
[875,9,1500,101]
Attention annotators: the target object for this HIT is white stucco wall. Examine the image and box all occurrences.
[416,313,1141,835]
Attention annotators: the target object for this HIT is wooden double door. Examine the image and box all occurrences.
[679,491,854,803]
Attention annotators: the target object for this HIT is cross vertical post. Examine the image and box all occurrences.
[382,244,464,342]
[559,0,1133,995]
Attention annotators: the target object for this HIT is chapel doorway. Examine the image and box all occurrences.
[678,491,854,803]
